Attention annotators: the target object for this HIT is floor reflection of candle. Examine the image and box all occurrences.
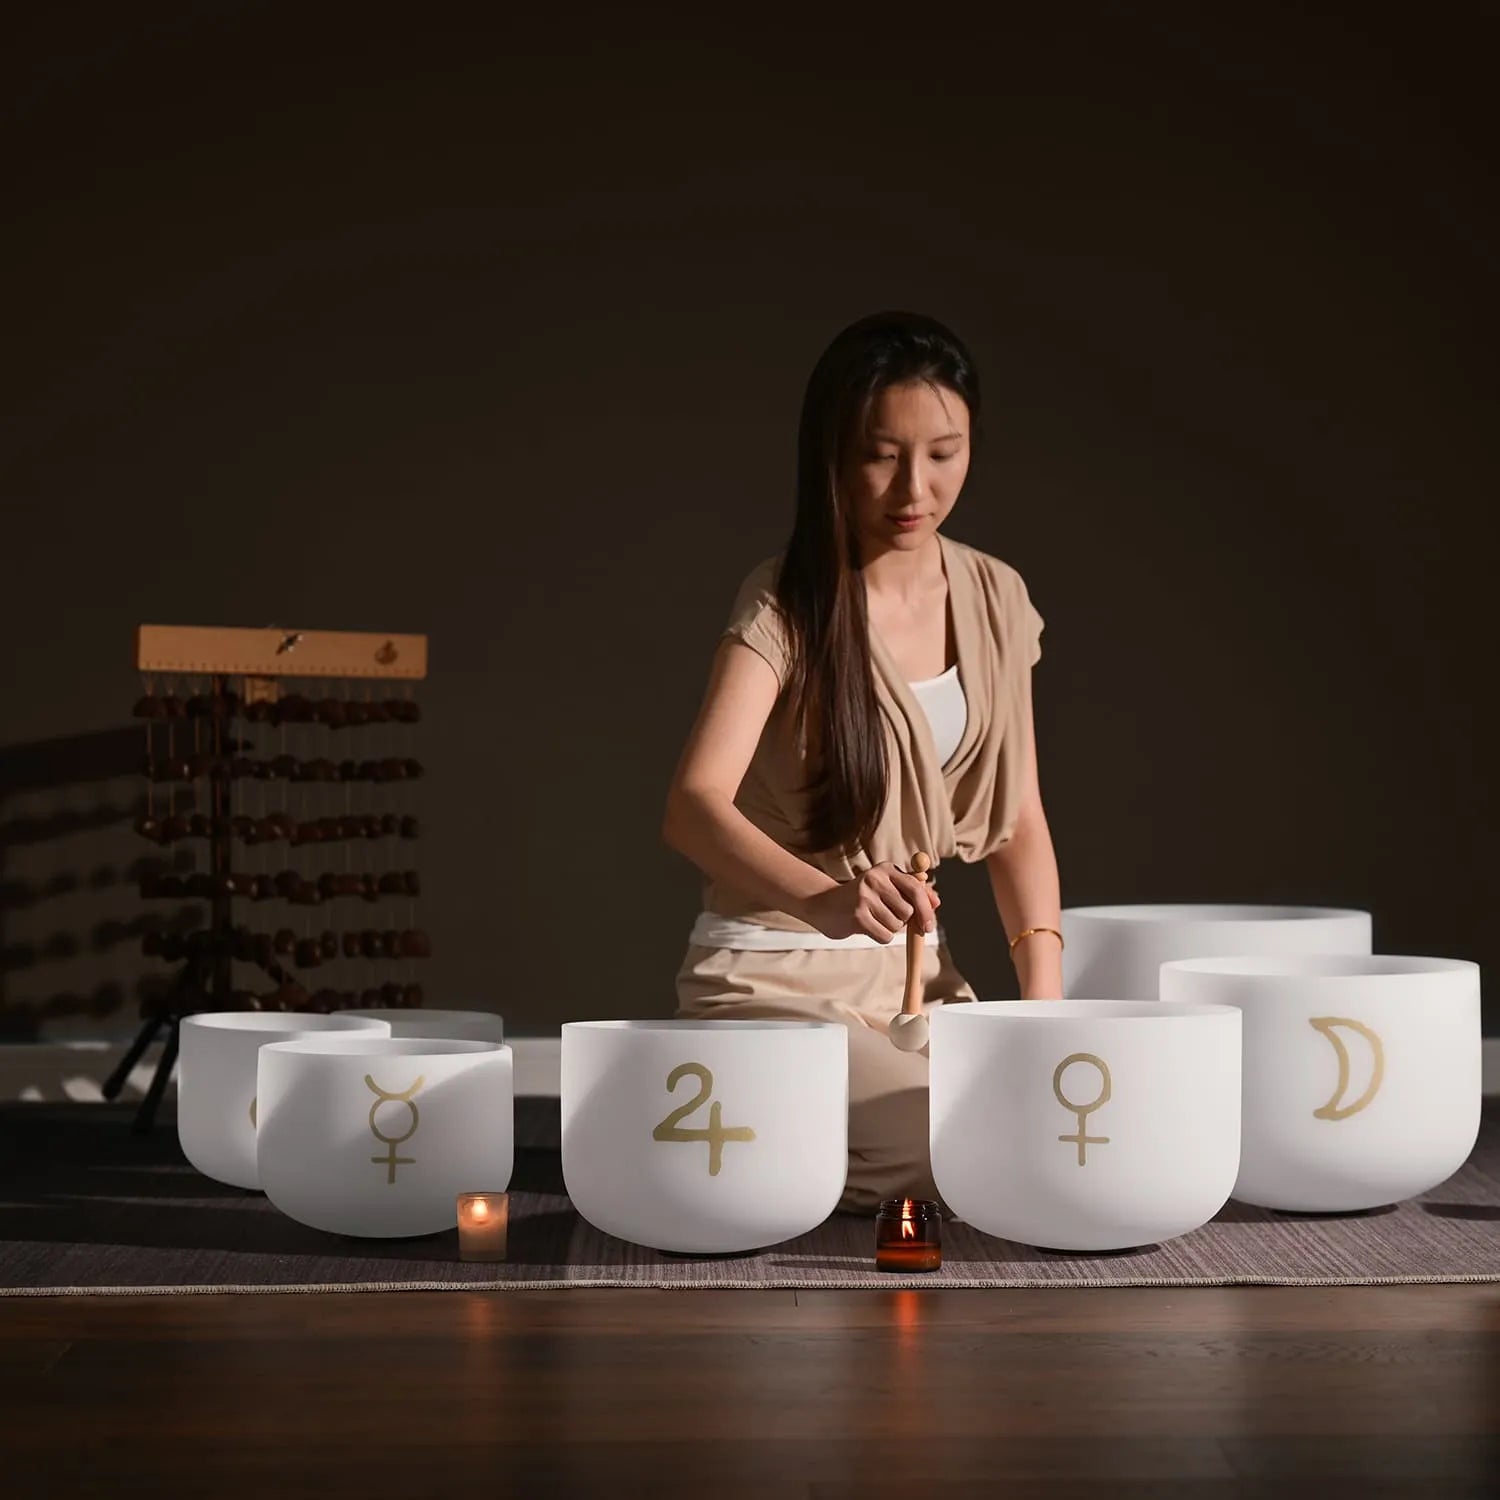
[457,1192,509,1262]
[875,1197,941,1272]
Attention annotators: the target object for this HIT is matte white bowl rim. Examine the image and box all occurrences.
[938,999,1238,1020]
[564,1019,844,1032]
[344,1007,503,1021]
[1065,904,1369,922]
[260,1037,505,1057]
[1162,955,1476,978]
[182,1013,380,1033]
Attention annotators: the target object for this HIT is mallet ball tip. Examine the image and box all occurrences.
[888,1013,930,1052]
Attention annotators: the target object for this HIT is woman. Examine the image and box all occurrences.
[662,310,1062,1213]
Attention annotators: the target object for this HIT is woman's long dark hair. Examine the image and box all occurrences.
[778,311,981,856]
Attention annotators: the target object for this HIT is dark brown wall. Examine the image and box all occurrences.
[3,4,1494,1037]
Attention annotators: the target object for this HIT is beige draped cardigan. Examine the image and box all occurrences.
[703,532,1044,929]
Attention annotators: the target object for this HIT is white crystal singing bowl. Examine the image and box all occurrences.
[561,1020,849,1254]
[256,1036,514,1238]
[930,1000,1242,1252]
[177,1012,391,1190]
[342,1008,506,1043]
[1062,904,1373,1000]
[1160,955,1482,1211]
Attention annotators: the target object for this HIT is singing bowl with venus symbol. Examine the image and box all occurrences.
[255,1036,513,1237]
[929,1000,1242,1252]
[561,1020,849,1254]
[177,1012,391,1190]
[1160,955,1482,1211]
[1061,904,1372,1001]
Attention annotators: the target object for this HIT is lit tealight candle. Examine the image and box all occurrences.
[874,1197,942,1272]
[457,1191,509,1262]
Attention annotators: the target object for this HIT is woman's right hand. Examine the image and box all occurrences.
[798,862,942,943]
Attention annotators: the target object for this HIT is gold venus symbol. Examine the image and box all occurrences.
[1053,1053,1112,1166]
[1309,1017,1385,1120]
[651,1062,756,1176]
[365,1073,425,1184]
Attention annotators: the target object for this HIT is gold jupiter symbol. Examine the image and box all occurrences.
[1309,1017,1384,1120]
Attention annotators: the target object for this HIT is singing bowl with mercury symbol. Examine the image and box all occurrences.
[929,1000,1242,1252]
[255,1035,513,1237]
[561,1020,848,1253]
[178,1012,391,1190]
[1161,955,1482,1211]
[1061,904,1372,1001]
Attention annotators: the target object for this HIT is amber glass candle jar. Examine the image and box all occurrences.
[875,1197,942,1272]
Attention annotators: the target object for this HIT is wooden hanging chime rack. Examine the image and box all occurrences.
[104,625,431,1131]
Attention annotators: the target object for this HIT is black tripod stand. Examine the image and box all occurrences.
[102,676,236,1133]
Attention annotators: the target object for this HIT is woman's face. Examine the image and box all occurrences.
[842,380,971,560]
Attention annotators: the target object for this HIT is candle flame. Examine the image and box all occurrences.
[901,1199,915,1240]
[472,1200,489,1221]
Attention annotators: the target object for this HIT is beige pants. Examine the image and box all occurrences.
[674,941,976,1214]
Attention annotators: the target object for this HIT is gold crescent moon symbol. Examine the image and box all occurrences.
[1309,1017,1385,1120]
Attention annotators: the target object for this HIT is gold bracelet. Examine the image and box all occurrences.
[1009,925,1064,957]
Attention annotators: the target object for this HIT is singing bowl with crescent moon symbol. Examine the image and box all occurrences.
[1062,905,1372,1001]
[255,1036,513,1237]
[929,1001,1242,1252]
[1161,955,1482,1211]
[178,1012,391,1190]
[561,1020,848,1253]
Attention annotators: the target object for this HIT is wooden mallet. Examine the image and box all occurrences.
[887,851,932,1053]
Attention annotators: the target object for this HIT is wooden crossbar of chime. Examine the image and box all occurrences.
[108,625,432,1130]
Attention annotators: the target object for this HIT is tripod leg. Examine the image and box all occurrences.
[100,1014,165,1102]
[115,955,200,1127]
[132,1015,181,1134]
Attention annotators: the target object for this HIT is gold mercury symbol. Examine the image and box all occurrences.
[365,1073,425,1184]
[1053,1053,1112,1166]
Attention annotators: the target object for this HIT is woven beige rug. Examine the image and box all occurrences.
[3,1103,1496,1294]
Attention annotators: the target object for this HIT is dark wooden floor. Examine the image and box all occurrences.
[2,1285,1498,1497]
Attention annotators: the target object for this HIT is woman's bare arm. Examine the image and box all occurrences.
[662,640,837,915]
[984,699,1064,998]
[662,640,938,940]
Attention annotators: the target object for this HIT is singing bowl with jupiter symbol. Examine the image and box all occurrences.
[1161,955,1482,1211]
[561,1020,848,1253]
[930,1001,1242,1252]
[1062,905,1372,1001]
[342,1007,505,1043]
[256,1036,513,1237]
[178,1013,390,1190]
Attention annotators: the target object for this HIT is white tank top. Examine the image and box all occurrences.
[689,663,969,950]
[908,663,967,768]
